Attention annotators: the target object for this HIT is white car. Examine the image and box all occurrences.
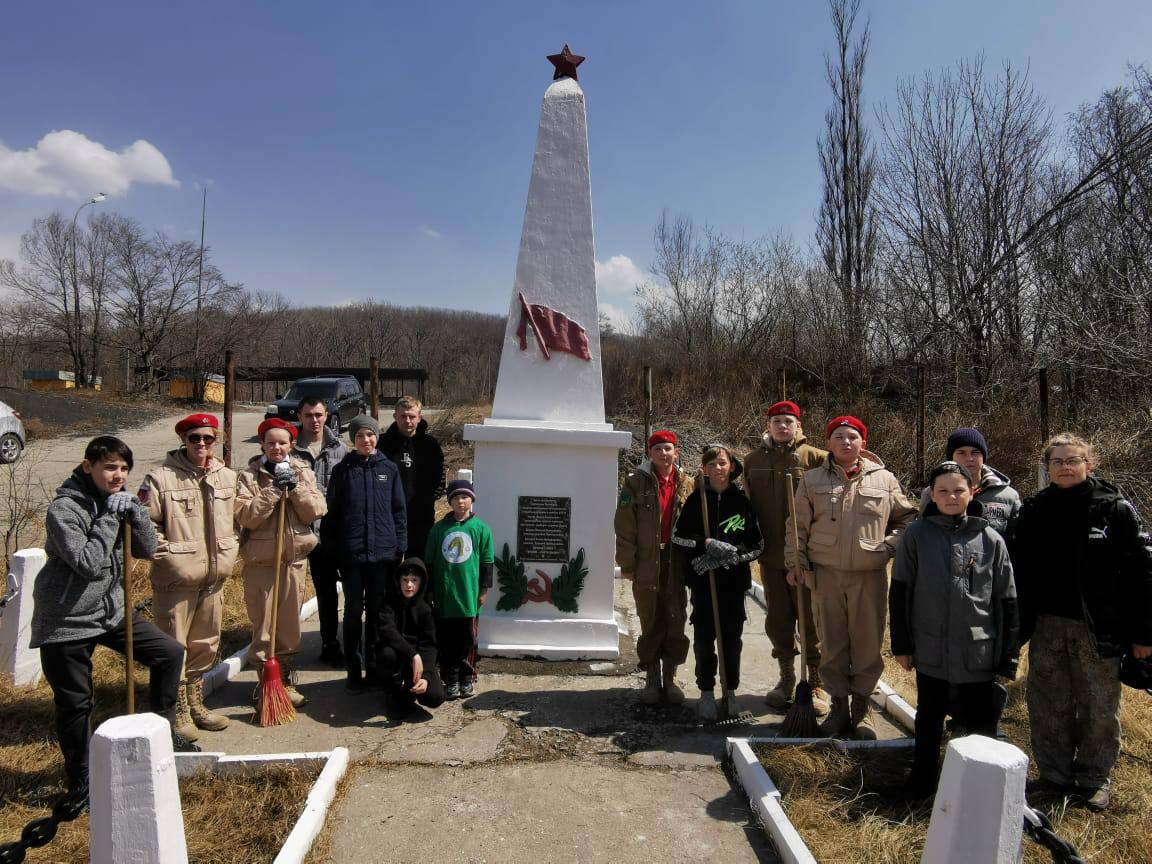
[0,401,26,463]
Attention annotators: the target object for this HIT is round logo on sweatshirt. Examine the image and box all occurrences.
[442,530,473,564]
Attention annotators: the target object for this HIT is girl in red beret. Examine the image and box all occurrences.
[235,419,326,707]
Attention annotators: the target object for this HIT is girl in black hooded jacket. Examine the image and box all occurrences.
[672,445,763,721]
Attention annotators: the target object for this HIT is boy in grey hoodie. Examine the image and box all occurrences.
[31,436,196,810]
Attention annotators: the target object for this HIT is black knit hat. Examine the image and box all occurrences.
[447,479,476,501]
[928,461,973,488]
[946,427,989,460]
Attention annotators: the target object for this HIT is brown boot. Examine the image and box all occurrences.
[173,682,201,742]
[280,659,307,708]
[662,661,685,704]
[808,665,830,715]
[640,665,661,705]
[187,678,230,731]
[765,659,797,710]
[818,695,851,738]
[850,693,877,740]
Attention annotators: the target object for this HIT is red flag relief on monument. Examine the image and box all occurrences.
[516,292,592,361]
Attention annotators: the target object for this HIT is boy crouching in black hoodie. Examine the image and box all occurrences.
[378,558,445,717]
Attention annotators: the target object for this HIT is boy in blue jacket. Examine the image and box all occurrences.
[31,436,197,810]
[322,415,407,692]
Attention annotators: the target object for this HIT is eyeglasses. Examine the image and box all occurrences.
[186,434,217,444]
[1047,457,1087,468]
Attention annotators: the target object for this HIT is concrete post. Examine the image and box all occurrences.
[0,548,46,686]
[90,713,188,864]
[921,735,1028,864]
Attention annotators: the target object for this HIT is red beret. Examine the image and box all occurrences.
[647,430,678,450]
[175,413,219,435]
[826,415,867,440]
[766,401,801,419]
[258,418,298,441]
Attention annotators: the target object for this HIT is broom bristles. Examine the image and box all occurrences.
[257,657,296,727]
[778,680,819,738]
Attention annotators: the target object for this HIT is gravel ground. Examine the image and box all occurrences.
[0,386,171,438]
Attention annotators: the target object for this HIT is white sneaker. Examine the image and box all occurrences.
[698,691,718,722]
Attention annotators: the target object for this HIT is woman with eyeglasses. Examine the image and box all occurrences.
[1013,433,1152,811]
[142,413,240,742]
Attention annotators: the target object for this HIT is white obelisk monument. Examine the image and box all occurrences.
[465,46,631,659]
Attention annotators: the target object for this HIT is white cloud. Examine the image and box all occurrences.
[419,224,443,240]
[595,254,648,301]
[0,130,178,198]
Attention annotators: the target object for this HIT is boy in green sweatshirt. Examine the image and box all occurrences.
[425,479,494,699]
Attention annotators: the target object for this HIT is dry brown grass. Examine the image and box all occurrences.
[756,648,1152,863]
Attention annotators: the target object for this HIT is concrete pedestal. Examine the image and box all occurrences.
[90,713,188,864]
[0,548,45,686]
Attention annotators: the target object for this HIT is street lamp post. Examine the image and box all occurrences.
[71,192,106,386]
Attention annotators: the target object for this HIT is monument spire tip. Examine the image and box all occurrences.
[547,44,585,81]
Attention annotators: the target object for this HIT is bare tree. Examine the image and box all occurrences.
[816,0,878,388]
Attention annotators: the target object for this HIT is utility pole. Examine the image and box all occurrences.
[192,187,207,400]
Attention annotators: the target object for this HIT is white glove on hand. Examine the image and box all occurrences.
[106,491,135,518]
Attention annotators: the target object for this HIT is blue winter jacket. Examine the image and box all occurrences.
[321,451,408,564]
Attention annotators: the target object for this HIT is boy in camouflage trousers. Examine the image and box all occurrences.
[615,430,693,704]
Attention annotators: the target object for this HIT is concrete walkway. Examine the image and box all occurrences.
[200,576,905,863]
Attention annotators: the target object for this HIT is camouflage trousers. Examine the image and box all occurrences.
[1026,615,1122,788]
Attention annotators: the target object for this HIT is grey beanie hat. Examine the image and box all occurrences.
[347,414,381,441]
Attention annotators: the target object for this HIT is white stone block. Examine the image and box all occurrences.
[90,713,188,864]
[921,735,1028,864]
[0,548,46,686]
[456,468,473,483]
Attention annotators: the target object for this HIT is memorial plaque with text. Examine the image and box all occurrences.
[517,496,571,562]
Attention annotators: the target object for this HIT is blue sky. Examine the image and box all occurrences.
[1,1,1150,325]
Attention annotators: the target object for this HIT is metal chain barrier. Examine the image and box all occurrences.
[1022,805,1087,864]
[0,789,89,864]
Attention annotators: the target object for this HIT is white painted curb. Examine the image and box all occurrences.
[202,583,343,699]
[274,746,350,864]
[728,739,816,864]
[174,747,350,864]
[747,581,766,609]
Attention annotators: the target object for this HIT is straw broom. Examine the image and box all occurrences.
[123,520,135,714]
[778,475,818,738]
[257,492,296,726]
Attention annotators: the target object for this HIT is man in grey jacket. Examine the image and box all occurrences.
[294,396,349,666]
[918,428,1021,541]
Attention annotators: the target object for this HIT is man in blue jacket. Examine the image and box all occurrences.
[321,415,407,692]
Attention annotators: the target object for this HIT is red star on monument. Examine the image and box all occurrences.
[547,44,585,81]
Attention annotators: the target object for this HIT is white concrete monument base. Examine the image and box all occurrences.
[468,421,630,660]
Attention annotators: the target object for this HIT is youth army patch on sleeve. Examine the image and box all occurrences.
[617,488,633,508]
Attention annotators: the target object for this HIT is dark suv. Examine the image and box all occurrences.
[265,376,367,433]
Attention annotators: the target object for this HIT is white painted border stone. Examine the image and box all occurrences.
[90,712,189,864]
[727,739,816,864]
[0,548,46,686]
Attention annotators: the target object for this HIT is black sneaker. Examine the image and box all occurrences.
[1075,784,1111,812]
[346,673,365,694]
[172,731,202,753]
[55,778,90,819]
[459,677,475,698]
[319,641,345,668]
[445,680,460,700]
